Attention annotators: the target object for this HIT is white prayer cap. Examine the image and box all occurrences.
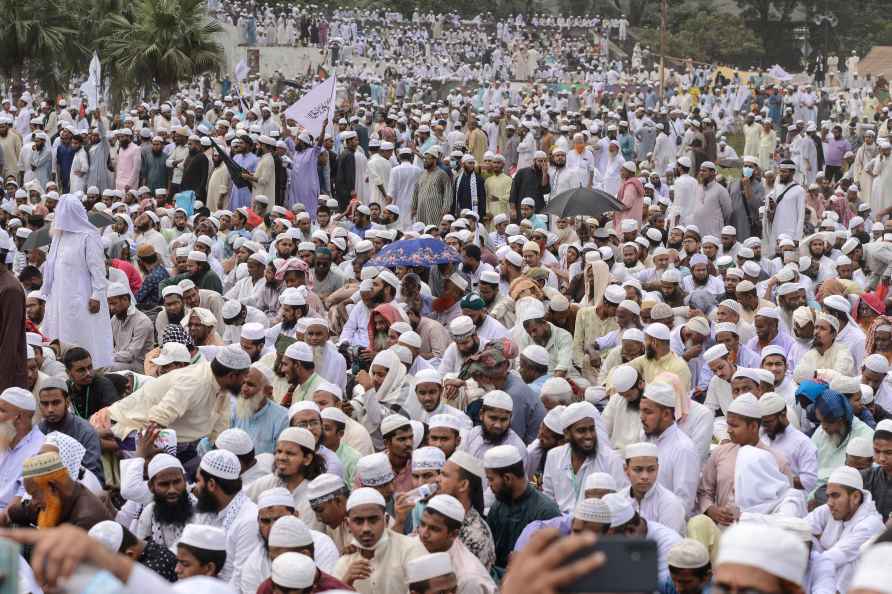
[620,218,638,232]
[603,492,635,527]
[561,401,597,432]
[216,427,255,456]
[793,306,814,327]
[846,436,874,458]
[618,299,641,316]
[718,299,742,315]
[727,393,762,419]
[398,331,422,349]
[816,312,839,332]
[665,538,709,570]
[829,375,861,394]
[716,523,807,587]
[106,282,129,298]
[621,328,645,344]
[661,269,681,283]
[269,515,313,548]
[480,270,500,285]
[584,472,617,493]
[187,250,208,262]
[179,524,226,551]
[271,552,316,589]
[199,449,241,480]
[284,341,313,362]
[161,285,183,299]
[612,365,639,392]
[704,343,729,363]
[279,288,306,306]
[862,384,875,405]
[240,322,266,342]
[147,453,184,480]
[381,413,411,436]
[755,306,780,320]
[504,249,524,267]
[643,382,676,408]
[0,387,35,411]
[412,446,446,472]
[449,315,475,338]
[573,498,612,524]
[776,282,800,297]
[542,406,567,434]
[585,387,608,405]
[823,294,852,315]
[152,342,191,366]
[483,444,523,469]
[644,322,671,341]
[828,465,864,490]
[257,486,296,510]
[604,285,626,304]
[346,487,386,511]
[878,419,892,434]
[278,427,316,450]
[406,552,453,584]
[540,377,572,401]
[426,494,465,523]
[759,393,787,416]
[447,272,468,291]
[624,442,659,460]
[684,316,710,336]
[89,520,123,552]
[732,367,762,383]
[449,450,485,479]
[849,543,892,594]
[213,345,251,370]
[483,390,513,412]
[428,414,462,434]
[307,473,345,501]
[414,368,442,387]
[357,452,394,486]
[320,406,349,426]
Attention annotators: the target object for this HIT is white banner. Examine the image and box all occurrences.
[235,58,249,82]
[284,74,336,139]
[767,64,793,81]
[79,52,102,110]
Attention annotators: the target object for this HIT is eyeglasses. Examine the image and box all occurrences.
[295,419,321,429]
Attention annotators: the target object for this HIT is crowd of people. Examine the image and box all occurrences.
[0,4,891,594]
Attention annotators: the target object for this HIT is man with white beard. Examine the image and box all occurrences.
[0,387,44,512]
[303,317,347,391]
[230,363,289,456]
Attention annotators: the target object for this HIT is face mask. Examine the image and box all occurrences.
[742,167,754,178]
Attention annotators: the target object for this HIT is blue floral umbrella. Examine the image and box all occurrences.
[366,238,462,268]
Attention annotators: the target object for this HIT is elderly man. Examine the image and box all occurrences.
[603,364,647,449]
[106,282,154,373]
[811,390,875,493]
[511,300,573,377]
[6,451,111,529]
[332,487,426,593]
[231,363,289,456]
[806,466,884,593]
[303,317,347,390]
[543,402,628,513]
[0,387,45,513]
[100,345,251,462]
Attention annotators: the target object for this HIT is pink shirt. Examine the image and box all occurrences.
[115,144,142,191]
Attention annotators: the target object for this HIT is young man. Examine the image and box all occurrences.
[174,524,227,580]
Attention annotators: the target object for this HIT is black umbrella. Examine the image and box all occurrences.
[22,210,116,251]
[543,187,626,218]
[209,138,253,190]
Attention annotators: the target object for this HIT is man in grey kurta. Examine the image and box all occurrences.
[692,161,732,239]
[412,150,453,226]
[727,162,766,240]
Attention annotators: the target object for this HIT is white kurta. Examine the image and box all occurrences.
[43,231,114,368]
[354,149,371,205]
[387,163,422,230]
[367,154,393,206]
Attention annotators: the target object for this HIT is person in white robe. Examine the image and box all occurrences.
[387,150,422,230]
[734,445,805,517]
[42,194,114,368]
[868,141,892,212]
[763,160,806,254]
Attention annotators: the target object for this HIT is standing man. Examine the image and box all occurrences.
[114,129,142,192]
[765,160,806,248]
[0,230,26,393]
[245,136,278,205]
[334,131,359,210]
[412,148,453,226]
[693,162,732,239]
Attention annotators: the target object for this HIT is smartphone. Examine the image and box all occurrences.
[558,536,658,593]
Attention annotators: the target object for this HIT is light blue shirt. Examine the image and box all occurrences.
[0,427,45,510]
[230,400,289,455]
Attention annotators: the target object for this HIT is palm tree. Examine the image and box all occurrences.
[101,0,223,100]
[0,0,82,97]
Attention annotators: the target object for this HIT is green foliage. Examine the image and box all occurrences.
[0,0,82,96]
[98,0,224,100]
[637,13,764,67]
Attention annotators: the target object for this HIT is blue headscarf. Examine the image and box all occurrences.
[814,389,853,425]
[796,380,827,404]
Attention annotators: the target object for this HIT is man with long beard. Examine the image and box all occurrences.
[602,364,646,450]
[759,392,817,493]
[542,401,627,513]
[231,364,288,456]
[6,451,111,529]
[437,315,483,376]
[304,317,346,390]
[266,288,307,347]
[0,387,45,512]
[154,286,187,340]
[811,390,875,494]
[134,453,195,549]
[239,487,342,594]
[193,449,261,582]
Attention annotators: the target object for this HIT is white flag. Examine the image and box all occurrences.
[235,59,249,82]
[79,52,102,110]
[284,74,337,139]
